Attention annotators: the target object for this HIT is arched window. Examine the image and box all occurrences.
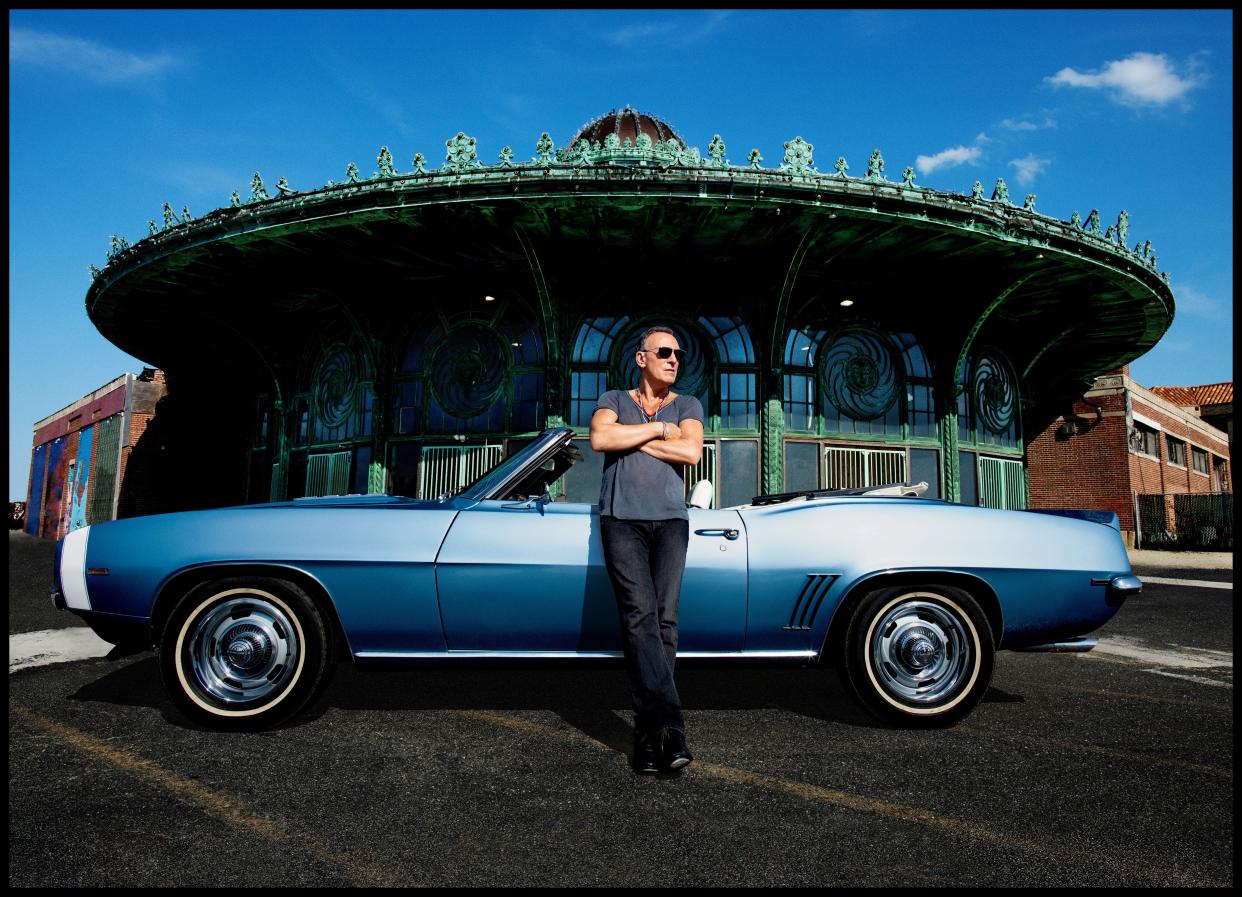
[972,352,1020,449]
[394,302,545,436]
[700,316,756,431]
[292,342,375,448]
[783,327,935,439]
[288,339,376,498]
[819,327,903,438]
[569,316,630,427]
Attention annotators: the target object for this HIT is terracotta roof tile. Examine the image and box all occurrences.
[1150,386,1199,405]
[1191,382,1233,405]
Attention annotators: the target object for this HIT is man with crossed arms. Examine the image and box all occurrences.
[589,326,704,774]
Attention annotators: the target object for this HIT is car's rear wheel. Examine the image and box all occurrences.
[839,584,993,727]
[158,577,333,730]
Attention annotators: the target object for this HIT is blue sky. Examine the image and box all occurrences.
[9,9,1233,500]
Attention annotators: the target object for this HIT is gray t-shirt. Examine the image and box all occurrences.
[594,389,705,520]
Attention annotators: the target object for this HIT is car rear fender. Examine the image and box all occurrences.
[818,569,1003,664]
[151,562,353,662]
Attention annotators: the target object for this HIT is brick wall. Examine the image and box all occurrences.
[1027,369,1231,546]
[1028,382,1135,534]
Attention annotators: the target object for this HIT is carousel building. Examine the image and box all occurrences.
[84,107,1175,517]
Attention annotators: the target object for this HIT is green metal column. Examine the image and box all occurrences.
[762,390,784,495]
[272,398,289,501]
[939,410,960,503]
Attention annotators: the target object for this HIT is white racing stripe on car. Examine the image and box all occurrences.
[1139,576,1232,590]
[9,628,114,673]
[59,525,92,610]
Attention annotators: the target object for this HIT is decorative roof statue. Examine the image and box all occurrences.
[1023,194,1037,211]
[865,149,885,182]
[901,166,916,187]
[376,146,398,178]
[89,264,102,279]
[971,180,984,200]
[345,162,361,184]
[250,172,269,202]
[780,136,815,176]
[1070,210,1082,228]
[108,235,129,258]
[275,178,296,197]
[991,178,1010,204]
[835,156,849,178]
[748,148,763,169]
[147,220,159,236]
[163,202,178,229]
[1116,210,1129,246]
[635,132,653,154]
[498,146,514,167]
[230,191,241,208]
[1133,241,1143,256]
[534,132,555,165]
[707,135,727,168]
[412,153,428,176]
[443,132,481,173]
[181,206,191,222]
[1104,225,1116,241]
[1083,209,1101,236]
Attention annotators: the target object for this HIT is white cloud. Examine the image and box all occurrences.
[599,11,730,48]
[1000,116,1056,131]
[1009,154,1051,186]
[916,145,982,176]
[1174,284,1229,321]
[1046,51,1201,106]
[10,26,177,82]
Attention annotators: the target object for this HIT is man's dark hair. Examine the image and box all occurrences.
[638,325,677,351]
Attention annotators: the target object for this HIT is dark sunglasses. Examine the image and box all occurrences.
[644,346,687,362]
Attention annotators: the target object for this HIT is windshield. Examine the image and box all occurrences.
[454,429,573,501]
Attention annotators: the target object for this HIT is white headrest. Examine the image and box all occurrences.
[687,479,714,509]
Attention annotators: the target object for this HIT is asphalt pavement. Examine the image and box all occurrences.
[8,529,1233,887]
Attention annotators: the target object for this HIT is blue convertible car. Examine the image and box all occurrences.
[52,428,1140,730]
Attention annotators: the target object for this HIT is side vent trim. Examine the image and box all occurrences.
[786,574,840,630]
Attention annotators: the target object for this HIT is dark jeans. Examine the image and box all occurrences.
[599,516,689,735]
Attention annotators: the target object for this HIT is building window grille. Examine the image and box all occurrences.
[978,456,1027,510]
[1166,436,1186,467]
[418,443,504,499]
[1192,447,1209,475]
[823,446,906,489]
[305,450,352,497]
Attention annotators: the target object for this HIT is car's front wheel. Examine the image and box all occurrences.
[158,577,334,730]
[839,584,993,727]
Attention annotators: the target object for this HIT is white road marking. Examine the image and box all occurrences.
[1140,576,1231,590]
[1141,669,1233,689]
[1087,636,1232,670]
[1081,635,1233,689]
[9,628,114,673]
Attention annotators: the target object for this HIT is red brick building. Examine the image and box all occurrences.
[1028,366,1231,547]
[24,369,166,540]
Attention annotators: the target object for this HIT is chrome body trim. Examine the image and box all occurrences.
[1014,637,1098,653]
[354,649,820,660]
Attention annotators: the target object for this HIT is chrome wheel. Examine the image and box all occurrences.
[160,577,333,730]
[865,596,976,707]
[839,585,994,727]
[185,592,301,708]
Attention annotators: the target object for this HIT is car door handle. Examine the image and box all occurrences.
[695,528,739,540]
